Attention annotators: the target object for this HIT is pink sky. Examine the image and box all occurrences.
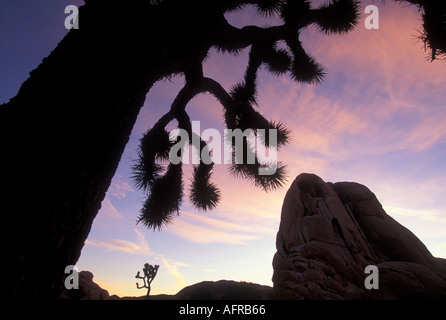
[2,1,440,297]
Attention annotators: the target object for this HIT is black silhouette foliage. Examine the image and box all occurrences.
[132,0,361,230]
[314,0,360,34]
[190,162,221,211]
[394,0,446,61]
[132,127,172,191]
[135,263,159,296]
[138,163,183,230]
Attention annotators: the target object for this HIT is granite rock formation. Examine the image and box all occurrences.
[272,173,446,299]
[61,271,109,300]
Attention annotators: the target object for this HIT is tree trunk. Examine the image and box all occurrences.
[2,1,208,298]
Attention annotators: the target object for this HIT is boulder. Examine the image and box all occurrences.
[174,280,273,300]
[272,173,446,299]
[61,270,109,300]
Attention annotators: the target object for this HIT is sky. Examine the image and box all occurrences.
[1,1,445,297]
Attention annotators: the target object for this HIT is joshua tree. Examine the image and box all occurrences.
[131,0,361,230]
[136,263,159,296]
[2,0,363,298]
[395,0,446,61]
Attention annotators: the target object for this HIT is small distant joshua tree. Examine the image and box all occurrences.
[135,263,159,296]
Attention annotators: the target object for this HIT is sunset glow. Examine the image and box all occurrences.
[1,0,445,297]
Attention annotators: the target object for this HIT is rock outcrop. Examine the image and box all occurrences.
[272,173,446,299]
[174,280,273,300]
[61,271,109,300]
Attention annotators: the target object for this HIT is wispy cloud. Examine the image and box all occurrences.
[86,233,151,256]
[403,115,446,152]
[432,242,446,259]
[385,206,444,223]
[384,206,446,250]
[168,215,260,245]
[85,229,189,292]
[95,175,134,221]
[181,211,274,235]
[252,1,446,161]
[157,256,188,289]
[97,197,124,220]
[108,174,134,200]
[86,238,146,255]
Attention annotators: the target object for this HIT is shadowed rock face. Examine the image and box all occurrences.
[174,280,273,300]
[61,271,109,300]
[272,173,446,299]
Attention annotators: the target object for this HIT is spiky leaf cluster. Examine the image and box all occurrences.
[190,162,221,211]
[228,134,288,191]
[394,0,446,61]
[132,126,172,191]
[138,163,183,230]
[133,116,224,229]
[314,0,360,34]
[131,0,361,230]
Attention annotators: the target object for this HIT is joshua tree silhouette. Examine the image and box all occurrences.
[395,0,446,61]
[131,0,361,230]
[2,0,364,298]
[3,0,442,300]
[136,263,159,296]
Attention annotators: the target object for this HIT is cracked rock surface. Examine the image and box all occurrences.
[272,173,446,299]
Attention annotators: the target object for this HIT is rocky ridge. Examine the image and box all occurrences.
[62,275,273,300]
